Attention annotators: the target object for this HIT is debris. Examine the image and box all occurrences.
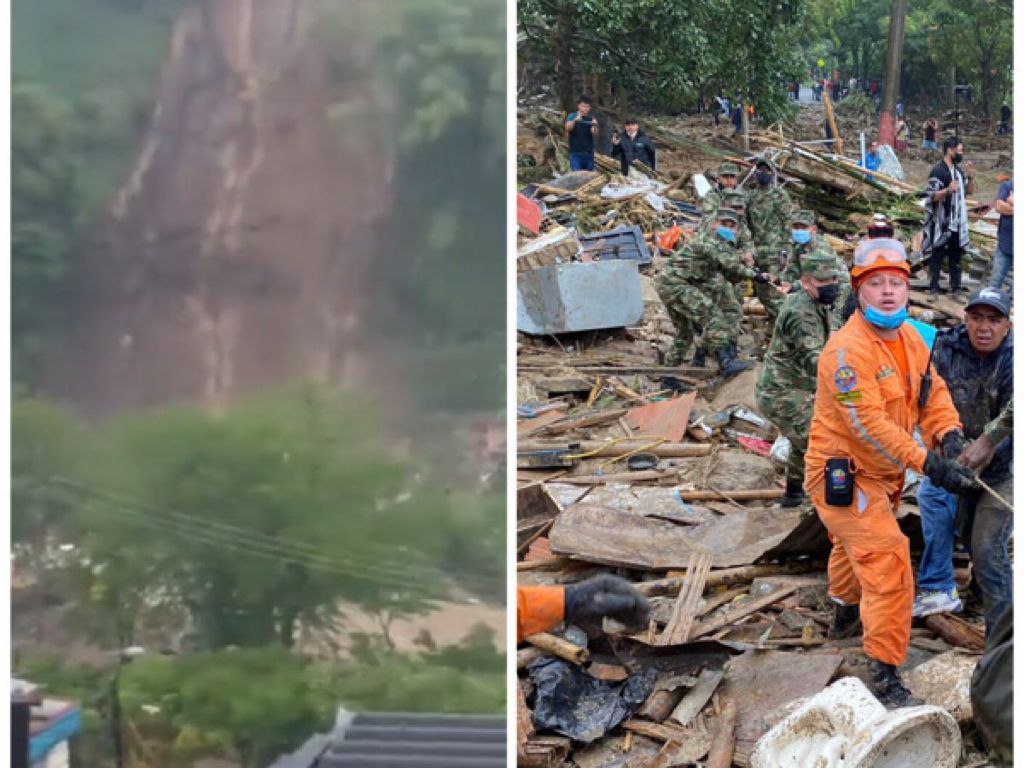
[719,649,843,759]
[548,504,807,569]
[528,657,656,743]
[524,632,590,664]
[924,613,986,652]
[626,393,697,442]
[518,260,645,334]
[749,676,961,768]
[906,651,978,723]
[669,669,724,727]
[706,699,738,768]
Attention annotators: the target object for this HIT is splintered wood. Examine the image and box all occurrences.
[661,551,713,645]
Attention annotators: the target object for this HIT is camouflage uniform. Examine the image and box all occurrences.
[755,251,838,486]
[700,161,740,215]
[657,210,756,363]
[781,210,851,330]
[747,172,794,322]
[699,188,755,303]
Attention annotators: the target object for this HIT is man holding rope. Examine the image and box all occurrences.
[913,287,1013,635]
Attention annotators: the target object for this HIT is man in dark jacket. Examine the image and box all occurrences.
[913,287,1013,633]
[610,118,656,176]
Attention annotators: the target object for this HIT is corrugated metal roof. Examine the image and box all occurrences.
[269,712,506,768]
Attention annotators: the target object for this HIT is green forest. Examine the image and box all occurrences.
[519,0,1012,121]
[12,1,506,765]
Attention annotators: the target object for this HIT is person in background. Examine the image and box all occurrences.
[517,576,650,642]
[922,118,938,151]
[610,118,656,177]
[859,139,881,180]
[989,177,1013,290]
[924,137,975,297]
[997,102,1011,135]
[565,95,598,171]
[894,117,909,154]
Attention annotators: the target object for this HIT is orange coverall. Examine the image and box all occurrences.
[517,585,565,642]
[804,310,961,665]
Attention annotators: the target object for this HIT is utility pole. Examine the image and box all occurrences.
[878,0,909,146]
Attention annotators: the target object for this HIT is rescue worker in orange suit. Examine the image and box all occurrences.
[517,575,650,642]
[804,237,978,708]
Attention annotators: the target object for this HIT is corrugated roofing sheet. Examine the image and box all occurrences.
[270,712,506,767]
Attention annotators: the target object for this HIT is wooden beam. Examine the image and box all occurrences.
[524,632,590,664]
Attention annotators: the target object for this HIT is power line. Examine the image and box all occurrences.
[36,476,505,593]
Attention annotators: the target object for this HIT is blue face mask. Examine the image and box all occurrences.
[792,229,812,245]
[863,305,908,330]
[716,226,736,243]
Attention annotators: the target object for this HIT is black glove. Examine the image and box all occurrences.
[753,272,772,285]
[941,430,966,461]
[564,575,651,629]
[924,450,979,494]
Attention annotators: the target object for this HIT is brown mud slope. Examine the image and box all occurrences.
[41,0,391,415]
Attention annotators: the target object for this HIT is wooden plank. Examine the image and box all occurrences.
[524,632,590,664]
[519,439,712,458]
[663,552,713,645]
[519,736,571,768]
[706,699,738,768]
[670,669,724,727]
[621,719,700,744]
[517,679,535,752]
[517,647,545,670]
[637,687,685,722]
[540,408,629,436]
[688,585,799,641]
[518,407,570,437]
[924,613,985,652]
[637,562,824,597]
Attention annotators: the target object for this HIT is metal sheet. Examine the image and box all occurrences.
[517,261,644,335]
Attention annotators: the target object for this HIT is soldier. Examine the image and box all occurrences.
[756,250,839,507]
[701,161,740,215]
[781,210,852,329]
[657,208,774,376]
[748,158,794,324]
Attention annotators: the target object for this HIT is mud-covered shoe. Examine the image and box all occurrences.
[869,659,923,708]
[911,588,963,618]
[829,602,862,640]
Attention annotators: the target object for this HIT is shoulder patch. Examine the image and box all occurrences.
[834,366,858,393]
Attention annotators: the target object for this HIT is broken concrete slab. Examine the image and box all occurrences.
[906,651,978,723]
[703,449,777,492]
[546,483,717,526]
[549,503,806,569]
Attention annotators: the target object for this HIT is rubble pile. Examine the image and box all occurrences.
[516,105,1001,767]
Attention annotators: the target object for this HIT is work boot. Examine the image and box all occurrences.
[780,476,805,507]
[868,659,923,708]
[828,602,862,640]
[691,347,707,367]
[715,347,753,378]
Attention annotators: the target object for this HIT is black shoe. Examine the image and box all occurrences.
[714,347,753,378]
[780,477,805,507]
[691,347,707,368]
[829,602,862,639]
[869,659,923,708]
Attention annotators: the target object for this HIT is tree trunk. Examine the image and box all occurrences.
[555,1,575,112]
[878,0,908,146]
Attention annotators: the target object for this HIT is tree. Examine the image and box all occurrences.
[879,0,909,145]
[11,83,79,385]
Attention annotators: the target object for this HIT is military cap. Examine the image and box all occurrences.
[754,156,774,169]
[715,208,739,223]
[717,162,740,176]
[801,250,838,280]
[791,209,816,226]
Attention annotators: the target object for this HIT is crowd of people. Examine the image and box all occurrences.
[525,105,1015,732]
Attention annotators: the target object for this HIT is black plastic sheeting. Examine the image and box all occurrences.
[528,656,656,743]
